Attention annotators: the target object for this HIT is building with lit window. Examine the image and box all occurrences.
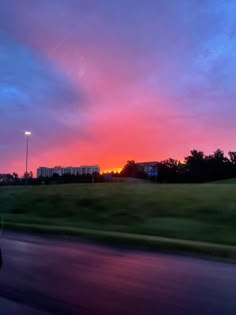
[135,161,159,177]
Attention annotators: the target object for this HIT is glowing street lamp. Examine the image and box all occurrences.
[24,131,31,179]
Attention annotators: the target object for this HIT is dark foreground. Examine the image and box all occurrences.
[0,232,236,315]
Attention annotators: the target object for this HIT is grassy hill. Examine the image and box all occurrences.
[207,178,236,184]
[0,182,236,246]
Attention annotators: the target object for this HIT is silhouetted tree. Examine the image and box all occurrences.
[229,151,236,164]
[158,158,179,182]
[213,149,226,162]
[12,172,18,180]
[24,171,33,179]
[121,160,147,178]
[185,150,204,165]
[205,149,231,180]
[185,150,206,182]
[228,151,236,177]
[121,160,136,177]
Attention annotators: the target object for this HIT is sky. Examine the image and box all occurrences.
[1,0,236,175]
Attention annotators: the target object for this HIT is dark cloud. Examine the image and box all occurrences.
[0,29,87,172]
[0,31,84,111]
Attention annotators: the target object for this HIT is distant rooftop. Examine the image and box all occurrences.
[136,161,159,166]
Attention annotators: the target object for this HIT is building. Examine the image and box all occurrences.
[135,161,159,177]
[37,165,100,178]
[0,174,12,183]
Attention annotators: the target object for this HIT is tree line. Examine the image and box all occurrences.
[2,148,236,185]
[0,172,104,186]
[120,149,236,183]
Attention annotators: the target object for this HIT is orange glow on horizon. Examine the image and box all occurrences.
[103,168,122,174]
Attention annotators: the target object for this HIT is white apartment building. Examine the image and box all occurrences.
[37,165,100,178]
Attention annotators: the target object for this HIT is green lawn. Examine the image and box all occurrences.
[210,178,236,184]
[1,182,236,245]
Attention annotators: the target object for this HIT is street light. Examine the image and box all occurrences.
[24,131,31,180]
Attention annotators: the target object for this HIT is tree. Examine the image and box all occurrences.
[23,171,33,179]
[12,172,19,180]
[121,160,146,178]
[214,149,225,161]
[229,151,236,164]
[185,150,206,182]
[121,160,136,177]
[185,150,204,165]
[158,158,179,182]
[228,151,236,177]
[205,149,230,181]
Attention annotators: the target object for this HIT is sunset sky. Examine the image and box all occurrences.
[1,0,236,175]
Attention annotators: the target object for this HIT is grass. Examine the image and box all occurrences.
[209,178,236,184]
[0,182,236,250]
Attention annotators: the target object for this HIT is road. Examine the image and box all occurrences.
[0,232,236,315]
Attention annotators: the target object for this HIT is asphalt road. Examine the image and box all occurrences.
[0,232,236,315]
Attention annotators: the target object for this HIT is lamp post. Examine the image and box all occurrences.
[25,131,31,182]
